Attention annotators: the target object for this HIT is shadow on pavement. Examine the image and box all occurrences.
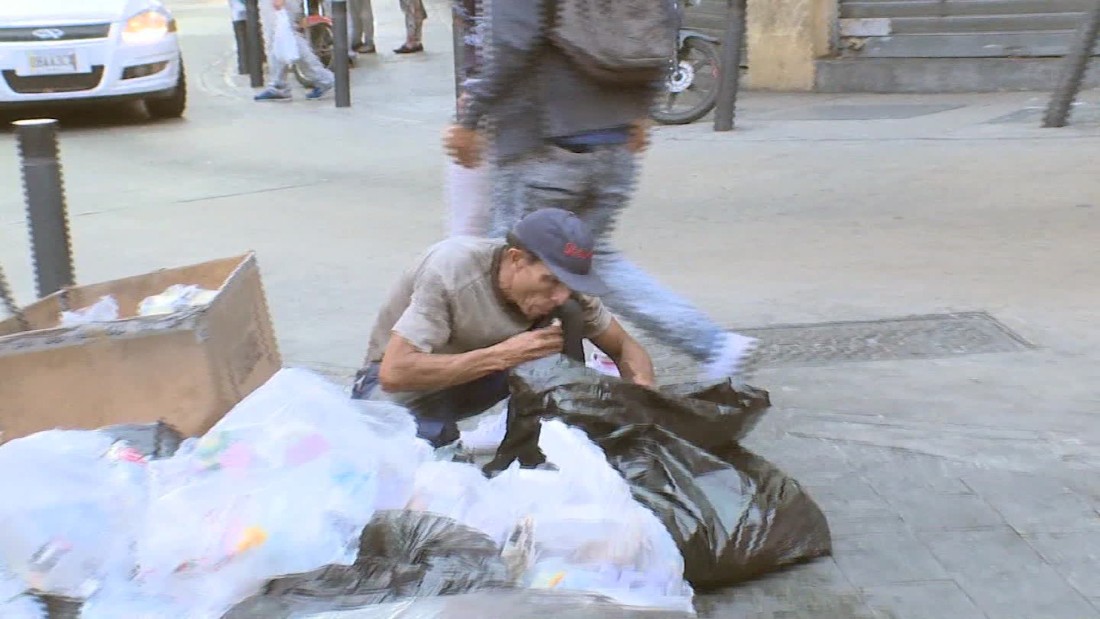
[0,101,182,134]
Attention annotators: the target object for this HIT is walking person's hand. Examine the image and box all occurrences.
[495,324,565,367]
[628,118,652,154]
[445,124,484,168]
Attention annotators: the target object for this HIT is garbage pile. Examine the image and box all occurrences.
[59,285,219,327]
[0,360,831,618]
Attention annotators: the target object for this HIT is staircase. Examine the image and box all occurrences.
[817,0,1100,92]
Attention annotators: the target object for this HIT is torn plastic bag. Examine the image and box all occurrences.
[505,357,831,589]
[600,425,832,589]
[295,590,696,618]
[223,511,512,618]
[0,431,147,599]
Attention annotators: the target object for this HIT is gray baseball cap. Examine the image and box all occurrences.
[510,208,609,296]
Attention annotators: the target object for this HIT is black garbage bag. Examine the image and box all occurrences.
[224,511,512,618]
[485,357,770,474]
[500,357,831,589]
[600,425,833,589]
[97,420,183,459]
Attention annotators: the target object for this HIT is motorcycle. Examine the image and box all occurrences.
[651,0,723,125]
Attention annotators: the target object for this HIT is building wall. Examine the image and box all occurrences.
[686,0,837,91]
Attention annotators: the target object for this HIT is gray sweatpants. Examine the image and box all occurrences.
[489,144,726,362]
[259,0,334,92]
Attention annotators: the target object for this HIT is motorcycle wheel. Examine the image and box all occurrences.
[293,22,335,87]
[651,37,721,126]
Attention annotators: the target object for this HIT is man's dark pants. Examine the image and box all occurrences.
[352,300,587,468]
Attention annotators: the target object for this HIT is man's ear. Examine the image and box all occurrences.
[504,247,528,265]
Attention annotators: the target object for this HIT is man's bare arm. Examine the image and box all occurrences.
[591,318,656,388]
[378,326,565,393]
[379,336,504,393]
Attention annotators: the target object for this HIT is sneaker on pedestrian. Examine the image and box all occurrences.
[253,88,291,102]
[305,82,334,100]
[354,43,376,54]
[702,332,761,384]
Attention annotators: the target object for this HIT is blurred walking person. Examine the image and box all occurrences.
[395,0,427,54]
[254,0,335,101]
[348,0,376,53]
[445,0,761,383]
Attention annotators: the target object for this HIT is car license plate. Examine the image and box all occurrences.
[26,50,81,75]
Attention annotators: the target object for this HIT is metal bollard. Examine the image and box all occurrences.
[332,0,351,108]
[1042,0,1100,128]
[14,119,75,299]
[244,0,264,87]
[713,0,746,132]
[233,20,249,75]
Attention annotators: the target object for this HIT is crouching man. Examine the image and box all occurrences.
[353,208,655,469]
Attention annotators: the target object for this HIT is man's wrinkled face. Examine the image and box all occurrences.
[507,249,572,319]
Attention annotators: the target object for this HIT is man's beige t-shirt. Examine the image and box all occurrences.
[365,237,613,403]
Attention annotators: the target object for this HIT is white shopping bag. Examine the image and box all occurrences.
[445,160,492,237]
[272,9,300,65]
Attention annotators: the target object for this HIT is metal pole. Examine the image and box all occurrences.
[233,20,249,75]
[14,119,75,299]
[713,0,747,132]
[245,0,264,88]
[332,0,351,107]
[1042,0,1100,128]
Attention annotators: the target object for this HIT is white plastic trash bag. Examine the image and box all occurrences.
[458,398,509,452]
[0,595,44,619]
[409,421,695,612]
[272,9,300,65]
[132,369,429,616]
[405,461,491,526]
[0,431,148,600]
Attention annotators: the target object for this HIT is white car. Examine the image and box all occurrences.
[0,0,185,118]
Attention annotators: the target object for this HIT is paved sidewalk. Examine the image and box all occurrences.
[1,1,1098,616]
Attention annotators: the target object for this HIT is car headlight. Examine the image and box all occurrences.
[121,8,176,45]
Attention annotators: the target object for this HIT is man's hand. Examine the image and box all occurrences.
[628,118,652,154]
[494,324,564,367]
[444,124,483,168]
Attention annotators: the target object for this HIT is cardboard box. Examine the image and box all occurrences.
[0,253,281,443]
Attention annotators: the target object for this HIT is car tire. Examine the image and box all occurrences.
[145,60,187,120]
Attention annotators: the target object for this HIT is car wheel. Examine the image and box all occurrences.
[146,60,187,120]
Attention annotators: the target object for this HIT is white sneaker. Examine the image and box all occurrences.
[702,332,761,384]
